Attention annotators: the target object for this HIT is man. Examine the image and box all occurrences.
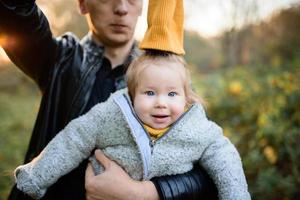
[0,0,216,199]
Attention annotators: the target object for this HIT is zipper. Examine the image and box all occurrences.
[66,63,95,119]
[66,55,104,120]
[66,43,105,120]
[123,94,155,153]
[149,139,156,154]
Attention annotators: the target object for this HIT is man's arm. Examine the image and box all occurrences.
[85,150,160,200]
[151,166,218,200]
[86,150,218,200]
[0,0,57,90]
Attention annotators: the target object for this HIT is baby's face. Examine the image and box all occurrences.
[133,63,186,129]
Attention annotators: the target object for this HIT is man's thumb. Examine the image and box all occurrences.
[94,149,111,169]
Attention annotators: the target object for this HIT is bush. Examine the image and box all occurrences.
[0,67,39,199]
[194,65,300,200]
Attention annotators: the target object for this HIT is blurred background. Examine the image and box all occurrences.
[0,0,299,199]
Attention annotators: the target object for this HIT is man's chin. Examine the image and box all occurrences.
[105,37,132,47]
[105,32,133,45]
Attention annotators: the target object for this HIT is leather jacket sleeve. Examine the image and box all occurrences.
[0,0,57,91]
[151,165,218,200]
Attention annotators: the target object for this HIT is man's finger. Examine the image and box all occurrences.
[94,149,111,169]
[85,163,95,180]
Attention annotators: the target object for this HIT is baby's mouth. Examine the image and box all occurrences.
[151,115,170,124]
[152,115,169,118]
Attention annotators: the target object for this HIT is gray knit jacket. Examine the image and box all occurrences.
[15,89,251,200]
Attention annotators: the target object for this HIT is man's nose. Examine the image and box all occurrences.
[114,0,129,16]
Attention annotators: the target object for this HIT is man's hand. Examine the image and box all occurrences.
[85,149,159,200]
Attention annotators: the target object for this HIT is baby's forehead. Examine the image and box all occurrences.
[138,66,185,86]
[144,64,185,80]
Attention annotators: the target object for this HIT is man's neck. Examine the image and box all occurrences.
[104,43,133,69]
[91,34,134,69]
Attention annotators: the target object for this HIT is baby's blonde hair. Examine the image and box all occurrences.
[126,52,202,106]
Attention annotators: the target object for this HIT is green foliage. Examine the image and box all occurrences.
[190,8,300,199]
[194,65,300,200]
[0,67,39,199]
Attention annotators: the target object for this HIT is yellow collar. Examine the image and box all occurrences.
[143,124,169,139]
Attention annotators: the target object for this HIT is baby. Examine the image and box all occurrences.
[15,52,251,200]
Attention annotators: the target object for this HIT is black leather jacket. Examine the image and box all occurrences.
[0,1,217,199]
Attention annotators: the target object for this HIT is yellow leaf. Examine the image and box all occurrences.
[263,146,277,164]
[229,81,242,95]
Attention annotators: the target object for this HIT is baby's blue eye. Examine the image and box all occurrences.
[168,92,177,97]
[145,91,155,96]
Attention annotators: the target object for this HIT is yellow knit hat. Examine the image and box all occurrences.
[139,0,185,55]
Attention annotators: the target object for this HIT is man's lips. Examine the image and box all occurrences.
[110,24,128,32]
[111,23,127,27]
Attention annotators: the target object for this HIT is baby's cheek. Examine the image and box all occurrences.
[172,106,185,120]
[135,105,149,120]
[135,108,144,120]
